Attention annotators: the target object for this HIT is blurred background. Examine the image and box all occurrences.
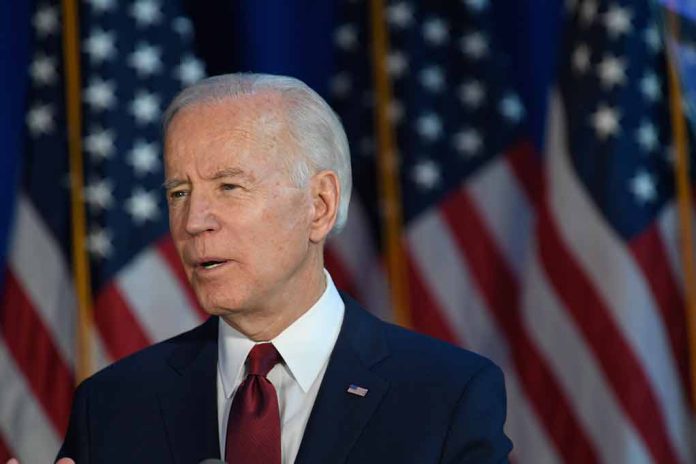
[2,0,696,462]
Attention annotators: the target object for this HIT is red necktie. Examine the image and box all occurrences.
[225,343,282,464]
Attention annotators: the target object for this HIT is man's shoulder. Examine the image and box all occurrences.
[82,317,217,391]
[342,294,500,386]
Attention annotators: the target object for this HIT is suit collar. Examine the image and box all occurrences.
[159,317,221,463]
[295,294,391,464]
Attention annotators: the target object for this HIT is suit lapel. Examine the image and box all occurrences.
[158,317,221,464]
[295,297,390,464]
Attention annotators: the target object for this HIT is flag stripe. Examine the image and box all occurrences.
[0,433,11,463]
[0,272,72,436]
[93,283,151,360]
[116,246,202,343]
[537,201,681,464]
[629,224,691,400]
[0,338,61,463]
[524,241,653,463]
[156,237,207,321]
[405,252,459,345]
[440,189,600,463]
[546,93,689,463]
[9,196,76,368]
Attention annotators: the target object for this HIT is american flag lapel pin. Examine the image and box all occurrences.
[347,384,368,397]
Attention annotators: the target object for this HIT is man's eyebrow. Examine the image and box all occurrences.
[162,179,187,190]
[210,167,250,180]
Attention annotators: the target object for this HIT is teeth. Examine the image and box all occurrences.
[202,262,223,270]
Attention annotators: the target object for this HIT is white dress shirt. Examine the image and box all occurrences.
[217,270,345,463]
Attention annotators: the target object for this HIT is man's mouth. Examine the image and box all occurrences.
[197,259,229,270]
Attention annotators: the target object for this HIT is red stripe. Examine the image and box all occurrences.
[0,271,73,436]
[505,140,543,206]
[629,224,691,406]
[325,245,358,297]
[441,189,600,463]
[156,236,207,321]
[537,202,681,464]
[93,283,151,361]
[0,431,13,462]
[405,251,459,345]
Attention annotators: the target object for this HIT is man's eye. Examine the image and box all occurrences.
[168,190,187,199]
[221,183,239,191]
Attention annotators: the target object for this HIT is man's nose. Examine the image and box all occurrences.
[184,193,220,236]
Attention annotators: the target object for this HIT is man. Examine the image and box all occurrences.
[56,73,512,463]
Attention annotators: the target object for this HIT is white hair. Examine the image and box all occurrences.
[162,73,352,234]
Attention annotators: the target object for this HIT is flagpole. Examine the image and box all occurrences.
[61,0,94,382]
[369,0,411,328]
[663,3,696,408]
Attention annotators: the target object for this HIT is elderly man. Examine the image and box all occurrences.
[55,73,512,463]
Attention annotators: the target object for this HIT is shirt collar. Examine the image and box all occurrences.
[218,270,345,397]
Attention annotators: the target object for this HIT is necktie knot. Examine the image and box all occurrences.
[246,343,281,377]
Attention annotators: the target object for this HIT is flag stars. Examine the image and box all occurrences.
[580,0,597,26]
[87,227,114,259]
[387,2,413,28]
[603,4,632,38]
[26,103,55,136]
[590,104,621,139]
[572,43,591,74]
[597,55,627,89]
[84,127,116,159]
[129,43,162,76]
[335,24,358,51]
[644,24,662,53]
[130,91,161,125]
[175,56,205,86]
[629,170,657,204]
[84,29,117,63]
[412,160,442,191]
[83,179,114,210]
[419,66,445,93]
[172,16,193,37]
[31,54,57,85]
[459,80,486,108]
[125,188,159,224]
[33,5,59,36]
[640,73,661,102]
[423,18,449,46]
[84,77,116,111]
[330,73,352,98]
[499,94,524,123]
[464,0,489,13]
[453,129,483,157]
[130,0,162,26]
[636,121,659,152]
[387,51,409,78]
[416,113,443,141]
[128,139,160,176]
[460,32,488,59]
[87,0,116,13]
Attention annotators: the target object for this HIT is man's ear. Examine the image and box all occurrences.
[309,170,340,243]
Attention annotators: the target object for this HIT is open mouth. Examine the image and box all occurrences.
[198,260,228,270]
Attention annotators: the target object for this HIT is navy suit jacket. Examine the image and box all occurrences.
[59,294,512,463]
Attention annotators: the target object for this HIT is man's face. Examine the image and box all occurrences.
[163,94,317,319]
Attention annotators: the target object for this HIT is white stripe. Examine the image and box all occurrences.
[116,246,202,343]
[329,197,392,322]
[0,339,61,462]
[546,92,692,462]
[408,210,560,463]
[657,202,689,292]
[8,195,76,368]
[523,240,652,463]
[468,156,535,276]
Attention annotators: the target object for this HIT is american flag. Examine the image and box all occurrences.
[1,0,695,463]
[0,0,207,460]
